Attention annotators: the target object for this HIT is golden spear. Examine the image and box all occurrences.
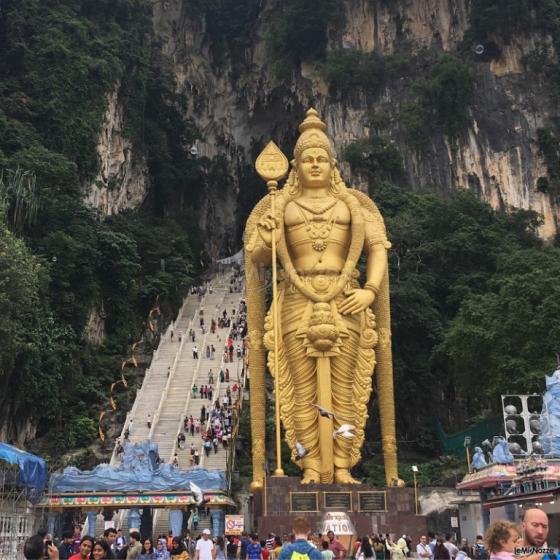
[255,141,289,477]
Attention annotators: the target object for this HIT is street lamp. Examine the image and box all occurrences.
[464,436,472,473]
[411,465,419,515]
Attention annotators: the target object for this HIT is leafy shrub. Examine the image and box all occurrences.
[264,0,345,76]
[344,136,403,183]
[402,54,474,143]
[319,50,385,95]
[537,127,560,195]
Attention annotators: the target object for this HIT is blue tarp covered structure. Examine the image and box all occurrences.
[0,442,48,499]
[539,369,560,456]
[50,440,226,493]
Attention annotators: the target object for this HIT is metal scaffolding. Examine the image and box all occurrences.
[0,461,42,560]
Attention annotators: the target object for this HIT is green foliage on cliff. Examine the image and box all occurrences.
[343,137,557,440]
[344,135,404,183]
[318,48,411,99]
[439,247,560,401]
[264,0,345,75]
[402,54,475,144]
[319,50,386,95]
[537,128,560,195]
[0,0,202,449]
[371,183,542,436]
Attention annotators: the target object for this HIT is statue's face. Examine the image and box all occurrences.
[297,147,331,190]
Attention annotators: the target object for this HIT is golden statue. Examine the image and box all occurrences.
[245,109,399,487]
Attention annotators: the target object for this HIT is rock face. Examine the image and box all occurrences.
[149,0,558,243]
[83,308,106,346]
[86,86,149,216]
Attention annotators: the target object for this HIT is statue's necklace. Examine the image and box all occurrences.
[295,203,337,252]
[293,197,338,215]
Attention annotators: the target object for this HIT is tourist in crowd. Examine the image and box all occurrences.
[519,508,550,554]
[155,539,170,560]
[72,526,83,553]
[320,541,333,560]
[139,538,156,560]
[92,540,111,560]
[485,520,519,560]
[116,531,127,552]
[457,539,470,560]
[68,535,94,560]
[194,529,214,560]
[372,537,384,560]
[126,531,142,559]
[58,530,74,559]
[170,537,189,560]
[24,533,60,560]
[213,536,226,560]
[444,535,458,560]
[416,536,432,560]
[277,518,321,560]
[226,536,238,560]
[325,531,346,559]
[102,528,117,559]
[356,537,375,560]
[246,534,262,560]
[432,538,450,560]
[271,537,282,560]
[385,537,406,560]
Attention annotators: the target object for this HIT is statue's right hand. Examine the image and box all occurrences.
[257,212,280,248]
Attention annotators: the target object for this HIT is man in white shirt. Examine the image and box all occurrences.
[444,535,459,560]
[195,528,214,560]
[416,536,432,560]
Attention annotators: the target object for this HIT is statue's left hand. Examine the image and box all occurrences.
[339,288,375,315]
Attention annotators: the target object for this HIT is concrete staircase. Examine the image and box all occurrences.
[151,284,245,538]
[83,272,245,539]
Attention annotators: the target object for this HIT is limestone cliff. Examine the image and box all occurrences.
[150,0,559,241]
[86,86,150,216]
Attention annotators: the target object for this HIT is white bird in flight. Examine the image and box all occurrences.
[333,424,356,439]
[305,402,353,422]
[295,441,308,459]
[189,481,204,505]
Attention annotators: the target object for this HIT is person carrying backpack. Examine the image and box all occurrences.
[277,518,322,560]
[471,535,488,560]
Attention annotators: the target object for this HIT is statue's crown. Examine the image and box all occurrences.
[294,108,334,160]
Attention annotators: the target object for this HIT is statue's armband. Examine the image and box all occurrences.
[362,207,391,252]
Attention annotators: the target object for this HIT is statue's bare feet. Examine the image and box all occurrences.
[334,468,360,484]
[301,469,320,484]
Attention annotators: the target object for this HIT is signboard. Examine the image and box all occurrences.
[318,512,356,536]
[225,515,244,535]
[450,516,458,528]
[290,492,318,512]
[324,492,352,511]
[358,492,387,512]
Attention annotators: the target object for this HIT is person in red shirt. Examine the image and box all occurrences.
[261,540,270,560]
[326,531,347,559]
[69,536,94,560]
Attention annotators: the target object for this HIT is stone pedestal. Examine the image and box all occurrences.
[255,476,426,541]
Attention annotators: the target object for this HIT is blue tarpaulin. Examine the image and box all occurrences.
[49,440,226,493]
[0,442,48,498]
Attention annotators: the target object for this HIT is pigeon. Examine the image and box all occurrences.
[333,424,356,439]
[189,481,205,506]
[295,441,308,459]
[305,402,353,422]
